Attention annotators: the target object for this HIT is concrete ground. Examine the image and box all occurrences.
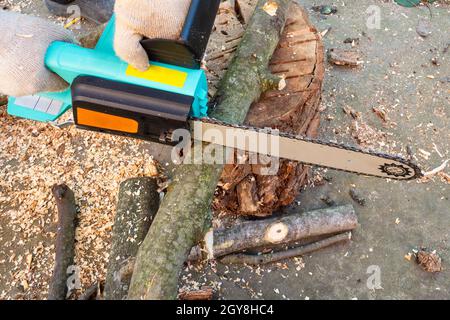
[0,0,448,300]
[183,0,450,300]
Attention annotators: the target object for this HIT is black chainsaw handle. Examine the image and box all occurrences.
[140,0,220,69]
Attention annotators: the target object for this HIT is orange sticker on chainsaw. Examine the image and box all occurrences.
[77,108,138,134]
[126,64,187,88]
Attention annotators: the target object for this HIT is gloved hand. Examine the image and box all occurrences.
[114,0,192,71]
[0,11,75,97]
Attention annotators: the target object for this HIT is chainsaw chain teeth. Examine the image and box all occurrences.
[191,117,423,180]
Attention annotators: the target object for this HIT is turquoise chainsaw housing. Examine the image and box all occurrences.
[7,15,209,122]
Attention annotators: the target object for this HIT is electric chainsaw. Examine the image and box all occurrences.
[7,0,423,180]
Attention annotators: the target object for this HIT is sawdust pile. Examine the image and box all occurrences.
[0,106,158,299]
[350,119,387,148]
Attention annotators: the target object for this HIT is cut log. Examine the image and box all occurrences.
[220,231,352,265]
[48,184,78,300]
[104,177,160,300]
[214,2,325,216]
[213,205,357,257]
[127,0,291,300]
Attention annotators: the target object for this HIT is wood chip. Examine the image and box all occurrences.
[328,48,362,66]
[424,159,449,177]
[262,0,278,16]
[416,250,442,273]
[343,106,361,119]
[372,106,389,122]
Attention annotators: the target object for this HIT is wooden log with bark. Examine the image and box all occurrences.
[220,231,352,265]
[178,286,214,300]
[213,205,357,258]
[127,0,292,300]
[104,177,160,300]
[48,184,78,300]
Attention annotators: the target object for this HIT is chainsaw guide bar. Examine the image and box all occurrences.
[190,117,423,181]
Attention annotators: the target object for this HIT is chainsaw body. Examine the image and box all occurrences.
[8,0,220,143]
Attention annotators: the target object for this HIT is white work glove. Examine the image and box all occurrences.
[114,0,192,71]
[0,11,75,97]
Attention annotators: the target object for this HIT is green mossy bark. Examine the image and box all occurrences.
[48,184,77,300]
[127,0,291,300]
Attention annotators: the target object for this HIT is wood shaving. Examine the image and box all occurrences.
[424,159,449,177]
[372,106,389,123]
[416,250,443,273]
[262,0,278,16]
[438,172,450,184]
[343,106,361,120]
[327,48,362,67]
[418,149,431,160]
[350,120,387,149]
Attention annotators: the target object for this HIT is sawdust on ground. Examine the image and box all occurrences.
[0,106,158,299]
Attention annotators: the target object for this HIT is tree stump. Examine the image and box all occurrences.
[213,2,325,216]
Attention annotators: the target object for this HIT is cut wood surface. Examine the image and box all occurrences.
[213,1,325,216]
[48,184,78,300]
[104,177,160,300]
[213,205,357,258]
[127,0,291,300]
[220,231,352,265]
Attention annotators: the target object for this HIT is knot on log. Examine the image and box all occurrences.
[264,222,289,243]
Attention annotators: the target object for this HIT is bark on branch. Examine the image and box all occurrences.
[48,184,78,300]
[127,0,292,300]
[213,205,357,258]
[104,177,160,300]
[220,231,352,265]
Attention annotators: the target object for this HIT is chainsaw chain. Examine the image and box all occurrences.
[190,117,423,180]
